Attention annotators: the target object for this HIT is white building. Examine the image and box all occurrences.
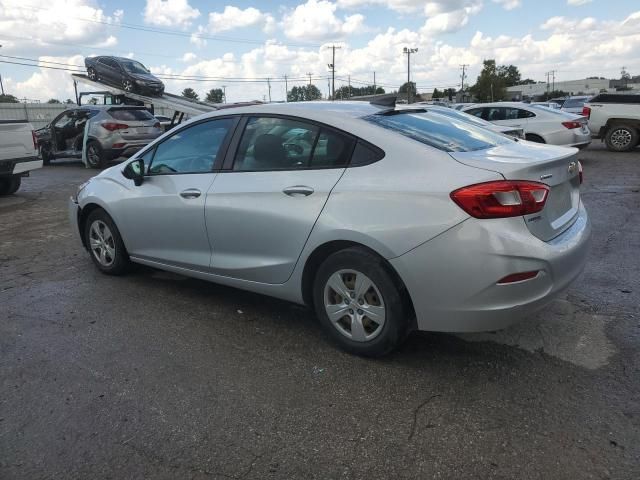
[506,78,613,100]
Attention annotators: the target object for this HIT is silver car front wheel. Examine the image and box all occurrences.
[89,220,116,267]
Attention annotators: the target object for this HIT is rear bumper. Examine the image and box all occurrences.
[0,156,42,176]
[390,202,591,332]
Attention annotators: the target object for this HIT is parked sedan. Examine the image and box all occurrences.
[85,56,165,96]
[463,102,591,148]
[69,102,590,356]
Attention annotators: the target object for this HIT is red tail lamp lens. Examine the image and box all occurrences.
[450,181,550,219]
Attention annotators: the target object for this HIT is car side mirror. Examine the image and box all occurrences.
[123,158,145,186]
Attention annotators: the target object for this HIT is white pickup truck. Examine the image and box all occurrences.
[0,120,42,195]
[583,94,640,152]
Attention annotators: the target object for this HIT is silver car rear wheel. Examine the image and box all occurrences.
[324,269,386,342]
[89,220,116,267]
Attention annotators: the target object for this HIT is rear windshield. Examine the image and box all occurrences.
[364,111,511,152]
[528,105,578,117]
[108,108,154,121]
[563,98,589,108]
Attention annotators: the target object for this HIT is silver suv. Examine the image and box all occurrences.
[36,106,162,168]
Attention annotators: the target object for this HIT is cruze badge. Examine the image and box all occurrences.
[568,161,577,174]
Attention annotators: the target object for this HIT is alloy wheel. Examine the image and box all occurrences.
[123,80,133,92]
[89,220,116,267]
[87,145,100,167]
[323,269,386,342]
[88,68,96,80]
[610,128,632,149]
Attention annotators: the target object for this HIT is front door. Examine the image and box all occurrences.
[115,117,237,270]
[205,115,356,284]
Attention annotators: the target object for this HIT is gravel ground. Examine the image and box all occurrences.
[1,144,639,479]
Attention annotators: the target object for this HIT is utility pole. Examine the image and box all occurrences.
[459,64,469,93]
[348,75,351,98]
[373,71,376,94]
[545,71,550,97]
[547,70,556,94]
[0,74,4,96]
[306,72,313,86]
[403,47,418,103]
[325,45,342,100]
[284,75,288,102]
[267,77,271,103]
[221,85,226,103]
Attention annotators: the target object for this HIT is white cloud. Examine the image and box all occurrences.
[190,26,207,48]
[493,0,522,10]
[3,55,85,102]
[143,0,200,28]
[0,0,121,54]
[282,0,367,41]
[421,1,483,35]
[182,52,197,62]
[567,0,592,5]
[207,6,276,33]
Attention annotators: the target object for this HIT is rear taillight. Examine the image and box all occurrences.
[450,180,550,219]
[561,121,582,129]
[578,161,583,184]
[101,122,129,131]
[31,130,37,151]
[582,106,591,118]
[153,122,161,129]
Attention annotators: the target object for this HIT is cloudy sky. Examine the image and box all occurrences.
[0,0,638,102]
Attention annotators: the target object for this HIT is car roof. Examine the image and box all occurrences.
[199,101,385,120]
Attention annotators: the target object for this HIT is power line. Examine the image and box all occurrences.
[0,55,327,83]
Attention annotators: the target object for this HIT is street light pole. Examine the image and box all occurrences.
[403,47,418,103]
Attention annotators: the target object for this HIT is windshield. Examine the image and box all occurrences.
[365,111,511,152]
[121,61,149,75]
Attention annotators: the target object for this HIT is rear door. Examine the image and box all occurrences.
[204,115,355,284]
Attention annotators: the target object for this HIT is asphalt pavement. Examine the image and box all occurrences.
[1,144,639,479]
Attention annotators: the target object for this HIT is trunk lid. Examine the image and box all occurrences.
[450,141,581,241]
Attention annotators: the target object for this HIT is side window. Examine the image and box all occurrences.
[465,108,484,119]
[233,117,320,171]
[350,141,385,167]
[54,112,74,128]
[149,118,234,174]
[486,108,507,121]
[310,129,355,168]
[517,109,535,119]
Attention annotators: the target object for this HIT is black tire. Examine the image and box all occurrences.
[87,67,97,81]
[40,145,52,165]
[312,247,410,357]
[0,176,21,195]
[605,124,639,152]
[525,133,546,143]
[86,140,106,169]
[84,208,130,275]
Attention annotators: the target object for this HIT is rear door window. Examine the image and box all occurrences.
[109,109,154,121]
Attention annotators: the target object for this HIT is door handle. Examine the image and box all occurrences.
[283,186,314,197]
[179,188,201,199]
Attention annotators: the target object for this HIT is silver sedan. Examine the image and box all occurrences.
[69,101,591,356]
